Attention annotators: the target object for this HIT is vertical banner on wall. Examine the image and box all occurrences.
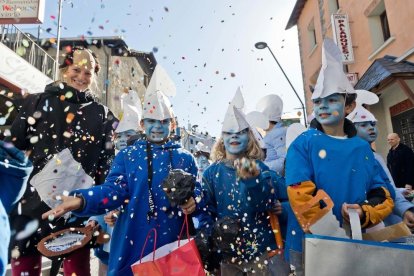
[0,0,45,24]
[331,14,355,64]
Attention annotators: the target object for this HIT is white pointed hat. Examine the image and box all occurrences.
[347,105,377,123]
[222,88,250,132]
[142,64,176,120]
[346,89,379,121]
[256,94,283,121]
[116,90,143,133]
[312,38,356,100]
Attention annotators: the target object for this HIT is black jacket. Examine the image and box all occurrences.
[387,143,414,188]
[6,82,118,255]
[309,118,357,137]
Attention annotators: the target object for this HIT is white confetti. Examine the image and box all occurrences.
[27,116,36,125]
[30,136,39,144]
[15,219,39,240]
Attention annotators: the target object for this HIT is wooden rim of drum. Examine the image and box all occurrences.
[37,226,93,257]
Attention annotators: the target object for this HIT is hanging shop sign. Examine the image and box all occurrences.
[332,14,355,64]
[0,0,45,24]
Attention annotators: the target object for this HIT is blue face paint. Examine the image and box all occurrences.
[196,155,210,172]
[222,128,249,157]
[312,93,345,126]
[355,121,378,143]
[143,118,171,143]
[115,129,137,150]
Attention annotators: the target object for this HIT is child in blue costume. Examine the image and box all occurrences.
[42,65,200,276]
[349,104,414,229]
[88,88,143,275]
[197,90,290,275]
[285,39,394,275]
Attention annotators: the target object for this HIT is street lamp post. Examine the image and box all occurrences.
[255,42,307,127]
[54,0,63,81]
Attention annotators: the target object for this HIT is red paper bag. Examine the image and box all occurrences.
[131,215,205,276]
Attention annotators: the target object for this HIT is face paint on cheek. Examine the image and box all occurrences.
[355,122,378,143]
[223,130,249,156]
[313,94,345,125]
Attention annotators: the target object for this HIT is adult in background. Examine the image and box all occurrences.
[387,133,414,189]
[5,47,118,276]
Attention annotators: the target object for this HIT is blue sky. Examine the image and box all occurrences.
[24,0,303,137]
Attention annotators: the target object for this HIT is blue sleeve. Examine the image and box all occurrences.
[195,169,217,231]
[285,135,313,185]
[241,163,277,211]
[0,141,33,213]
[393,189,414,218]
[71,152,130,217]
[187,155,204,204]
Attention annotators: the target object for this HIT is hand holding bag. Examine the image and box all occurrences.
[131,215,206,276]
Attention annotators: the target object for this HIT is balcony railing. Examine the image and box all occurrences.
[0,24,56,80]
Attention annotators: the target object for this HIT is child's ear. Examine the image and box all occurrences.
[139,120,145,129]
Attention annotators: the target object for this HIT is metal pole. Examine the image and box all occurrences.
[54,0,63,81]
[266,46,307,127]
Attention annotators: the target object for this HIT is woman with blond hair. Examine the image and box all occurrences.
[6,46,118,275]
[196,90,290,275]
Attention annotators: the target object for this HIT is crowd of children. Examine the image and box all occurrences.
[3,39,414,276]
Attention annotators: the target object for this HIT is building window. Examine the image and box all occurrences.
[307,19,317,51]
[190,138,193,144]
[366,0,392,51]
[380,11,390,41]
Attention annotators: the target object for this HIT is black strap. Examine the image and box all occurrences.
[146,141,156,222]
[145,140,175,223]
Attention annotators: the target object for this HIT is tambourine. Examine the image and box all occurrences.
[37,225,109,258]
